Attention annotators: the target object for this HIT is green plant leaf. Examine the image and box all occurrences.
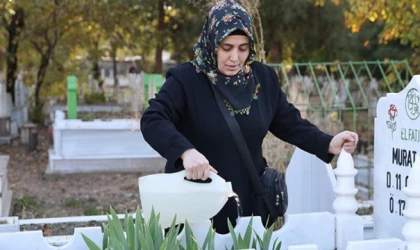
[165,216,181,250]
[256,224,274,250]
[125,213,135,250]
[134,206,142,249]
[254,233,264,248]
[208,228,215,250]
[263,226,274,250]
[138,227,150,249]
[273,238,282,250]
[81,233,101,250]
[201,223,215,250]
[242,219,253,247]
[227,219,239,249]
[153,214,164,248]
[178,243,186,250]
[184,221,196,250]
[109,207,129,249]
[143,213,155,250]
[102,224,109,250]
[159,238,169,250]
[147,208,165,249]
[238,235,245,248]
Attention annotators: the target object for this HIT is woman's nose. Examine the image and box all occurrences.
[230,51,239,62]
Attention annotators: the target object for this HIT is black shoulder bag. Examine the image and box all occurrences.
[209,83,288,226]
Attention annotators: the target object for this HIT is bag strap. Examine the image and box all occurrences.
[209,83,265,196]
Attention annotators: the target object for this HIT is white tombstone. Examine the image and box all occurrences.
[345,238,405,250]
[13,78,29,127]
[0,84,8,117]
[374,75,420,239]
[0,155,13,217]
[288,245,318,250]
[286,148,336,214]
[128,73,144,115]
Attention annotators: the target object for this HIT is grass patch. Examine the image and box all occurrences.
[80,112,95,121]
[357,206,373,215]
[14,197,38,210]
[13,197,39,219]
[83,206,107,216]
[62,198,83,208]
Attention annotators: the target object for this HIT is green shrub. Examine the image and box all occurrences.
[82,207,185,250]
[80,112,95,121]
[14,197,38,211]
[29,105,45,124]
[84,93,106,104]
[227,218,281,250]
[83,206,108,216]
[82,206,282,250]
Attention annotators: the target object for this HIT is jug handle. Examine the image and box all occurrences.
[183,177,212,183]
[182,170,220,184]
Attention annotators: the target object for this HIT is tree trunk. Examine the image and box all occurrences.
[34,54,50,108]
[92,40,103,92]
[268,39,283,63]
[153,0,164,74]
[6,8,25,104]
[111,41,119,101]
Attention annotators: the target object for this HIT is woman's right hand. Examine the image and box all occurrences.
[181,149,218,180]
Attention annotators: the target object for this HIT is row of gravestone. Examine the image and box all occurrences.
[0,76,419,249]
[0,142,416,249]
[0,84,8,118]
[0,146,365,250]
[0,155,12,217]
[0,79,29,140]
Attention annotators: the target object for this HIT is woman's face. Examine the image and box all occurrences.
[217,35,250,76]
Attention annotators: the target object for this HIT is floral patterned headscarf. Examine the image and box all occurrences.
[191,0,259,116]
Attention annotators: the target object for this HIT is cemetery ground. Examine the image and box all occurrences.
[0,125,144,236]
[0,109,375,236]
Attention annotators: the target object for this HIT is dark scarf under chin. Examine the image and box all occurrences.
[213,68,260,115]
[191,0,260,116]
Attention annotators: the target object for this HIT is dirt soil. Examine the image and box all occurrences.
[0,126,147,224]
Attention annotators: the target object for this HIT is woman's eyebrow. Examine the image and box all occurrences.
[221,42,250,46]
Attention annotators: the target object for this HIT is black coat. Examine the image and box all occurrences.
[141,61,334,233]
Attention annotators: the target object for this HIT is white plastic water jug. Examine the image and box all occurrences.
[138,170,234,229]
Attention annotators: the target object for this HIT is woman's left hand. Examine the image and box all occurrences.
[328,131,359,155]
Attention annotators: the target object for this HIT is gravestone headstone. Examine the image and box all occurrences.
[67,76,78,119]
[0,84,7,117]
[374,75,420,239]
[286,148,336,214]
[143,74,163,99]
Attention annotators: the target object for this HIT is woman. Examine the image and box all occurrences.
[141,0,358,234]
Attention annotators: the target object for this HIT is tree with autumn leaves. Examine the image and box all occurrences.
[345,0,420,69]
[0,0,418,114]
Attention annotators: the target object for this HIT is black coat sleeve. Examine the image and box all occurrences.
[267,67,335,163]
[140,76,194,169]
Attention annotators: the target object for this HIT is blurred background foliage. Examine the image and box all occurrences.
[0,0,419,108]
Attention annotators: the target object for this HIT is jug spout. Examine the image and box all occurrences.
[226,182,234,197]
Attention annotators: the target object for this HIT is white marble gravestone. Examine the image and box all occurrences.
[0,84,8,117]
[286,148,336,214]
[374,75,420,239]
